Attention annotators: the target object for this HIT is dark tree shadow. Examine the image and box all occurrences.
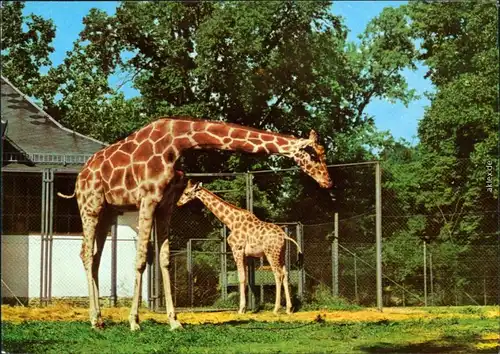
[359,333,499,353]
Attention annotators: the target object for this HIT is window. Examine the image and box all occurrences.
[2,172,42,234]
[53,174,82,235]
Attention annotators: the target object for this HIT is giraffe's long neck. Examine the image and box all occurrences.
[164,118,302,157]
[194,188,248,230]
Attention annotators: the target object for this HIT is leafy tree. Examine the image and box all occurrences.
[1,1,55,97]
[408,1,498,240]
[379,1,498,304]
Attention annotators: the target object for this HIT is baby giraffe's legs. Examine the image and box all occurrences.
[271,265,284,315]
[281,264,293,314]
[234,251,248,314]
[268,254,285,315]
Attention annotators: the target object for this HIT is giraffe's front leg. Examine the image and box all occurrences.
[234,252,247,314]
[159,238,183,330]
[129,198,156,331]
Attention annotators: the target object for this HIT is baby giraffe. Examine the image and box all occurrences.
[177,180,303,314]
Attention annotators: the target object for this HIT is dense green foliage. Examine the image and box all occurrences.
[3,314,498,353]
[380,1,498,304]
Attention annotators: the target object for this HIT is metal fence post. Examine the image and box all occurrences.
[110,217,118,307]
[296,223,304,300]
[147,253,153,310]
[375,161,383,312]
[147,223,155,310]
[153,220,162,311]
[429,247,434,306]
[47,169,54,304]
[332,213,339,297]
[39,168,54,306]
[354,254,359,303]
[187,239,193,308]
[284,226,290,270]
[245,173,256,310]
[483,277,487,305]
[39,169,47,306]
[423,240,428,306]
[220,225,228,301]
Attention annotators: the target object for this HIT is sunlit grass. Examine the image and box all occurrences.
[2,305,498,353]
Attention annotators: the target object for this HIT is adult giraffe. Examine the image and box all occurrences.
[58,116,332,331]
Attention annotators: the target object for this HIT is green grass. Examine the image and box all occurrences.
[2,317,498,354]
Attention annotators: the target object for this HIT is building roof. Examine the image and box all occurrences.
[1,76,107,165]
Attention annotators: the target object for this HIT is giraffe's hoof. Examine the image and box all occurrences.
[238,309,246,315]
[91,318,105,330]
[273,310,280,315]
[286,310,292,315]
[130,322,141,331]
[169,320,183,331]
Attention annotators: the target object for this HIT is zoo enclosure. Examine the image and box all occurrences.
[2,159,498,310]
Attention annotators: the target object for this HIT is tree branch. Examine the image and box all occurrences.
[261,86,293,127]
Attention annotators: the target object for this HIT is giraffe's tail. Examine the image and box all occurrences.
[283,235,304,268]
[296,252,304,268]
[57,191,76,199]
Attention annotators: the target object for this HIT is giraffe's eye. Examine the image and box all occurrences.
[303,146,318,159]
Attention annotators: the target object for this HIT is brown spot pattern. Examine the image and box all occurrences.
[124,167,137,190]
[146,156,164,179]
[193,133,221,147]
[149,129,164,142]
[119,141,138,155]
[101,160,113,182]
[136,126,153,142]
[133,163,146,182]
[132,141,154,162]
[104,145,119,159]
[154,135,172,154]
[112,150,131,168]
[230,129,247,139]
[174,137,192,150]
[207,124,230,137]
[172,121,191,136]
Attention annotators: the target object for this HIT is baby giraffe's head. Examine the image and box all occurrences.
[177,179,203,206]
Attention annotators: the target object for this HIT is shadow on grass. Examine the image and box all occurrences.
[3,339,77,354]
[359,333,499,353]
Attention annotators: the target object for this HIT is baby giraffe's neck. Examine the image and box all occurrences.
[195,188,248,230]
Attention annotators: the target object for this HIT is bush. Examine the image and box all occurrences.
[302,284,361,311]
[212,292,239,309]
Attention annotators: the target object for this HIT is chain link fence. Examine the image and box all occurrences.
[2,160,498,309]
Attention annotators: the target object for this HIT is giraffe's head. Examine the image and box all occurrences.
[177,179,203,206]
[292,130,333,189]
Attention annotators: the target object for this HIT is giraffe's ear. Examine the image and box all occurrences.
[309,130,318,143]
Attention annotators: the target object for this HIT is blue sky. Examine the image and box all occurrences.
[23,1,433,144]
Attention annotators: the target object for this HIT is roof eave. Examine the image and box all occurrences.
[1,75,109,148]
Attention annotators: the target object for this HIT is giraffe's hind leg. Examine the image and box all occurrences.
[267,248,286,315]
[156,195,183,330]
[281,263,292,314]
[129,198,157,331]
[79,196,108,328]
[90,206,117,327]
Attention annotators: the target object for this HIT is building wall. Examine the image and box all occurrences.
[1,212,148,303]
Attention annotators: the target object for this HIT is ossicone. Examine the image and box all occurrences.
[309,130,318,143]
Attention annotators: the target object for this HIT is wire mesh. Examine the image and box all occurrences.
[1,159,498,309]
[381,159,499,306]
